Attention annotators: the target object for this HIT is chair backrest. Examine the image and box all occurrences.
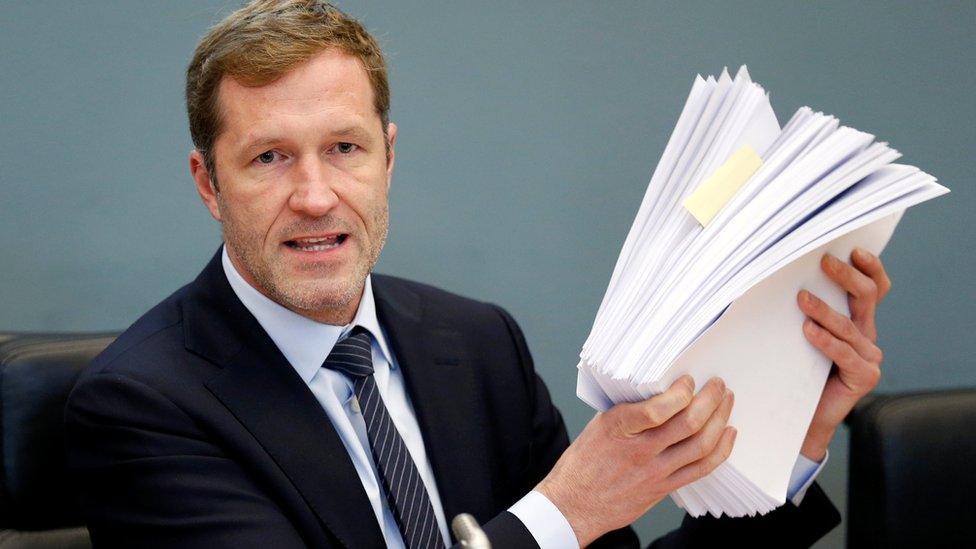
[847,388,976,548]
[0,333,116,549]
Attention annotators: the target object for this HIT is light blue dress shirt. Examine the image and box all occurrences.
[221,248,825,548]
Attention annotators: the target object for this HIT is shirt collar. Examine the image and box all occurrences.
[221,246,394,384]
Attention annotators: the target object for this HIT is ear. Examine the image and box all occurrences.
[190,150,222,221]
[385,122,397,191]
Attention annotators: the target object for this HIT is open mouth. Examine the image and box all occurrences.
[284,234,348,252]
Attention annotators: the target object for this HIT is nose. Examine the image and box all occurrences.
[288,156,341,217]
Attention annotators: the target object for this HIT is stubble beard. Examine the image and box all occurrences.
[220,198,389,323]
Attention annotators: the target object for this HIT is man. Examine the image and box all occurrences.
[64,1,891,547]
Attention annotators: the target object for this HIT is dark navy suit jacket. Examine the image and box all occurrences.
[64,250,840,548]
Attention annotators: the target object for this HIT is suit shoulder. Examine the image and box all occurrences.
[370,274,532,367]
[67,280,220,423]
[372,273,505,318]
[85,283,192,380]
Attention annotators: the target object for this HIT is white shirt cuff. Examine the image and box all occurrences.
[787,450,828,505]
[507,490,579,549]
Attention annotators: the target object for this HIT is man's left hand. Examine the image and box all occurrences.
[796,248,892,461]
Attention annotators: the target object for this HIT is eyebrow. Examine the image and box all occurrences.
[238,136,280,154]
[237,125,375,154]
[333,125,373,141]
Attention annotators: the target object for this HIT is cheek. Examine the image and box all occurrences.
[339,171,388,225]
[220,187,291,243]
[362,189,390,230]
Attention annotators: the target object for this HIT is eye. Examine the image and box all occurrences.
[334,142,358,154]
[255,150,279,165]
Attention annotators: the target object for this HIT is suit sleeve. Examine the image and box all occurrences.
[476,305,840,549]
[64,372,308,549]
[466,305,639,548]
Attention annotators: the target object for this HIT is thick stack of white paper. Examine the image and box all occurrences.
[576,66,949,518]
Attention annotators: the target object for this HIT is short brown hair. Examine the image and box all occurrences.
[186,0,390,188]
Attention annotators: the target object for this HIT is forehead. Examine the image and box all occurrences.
[216,49,380,149]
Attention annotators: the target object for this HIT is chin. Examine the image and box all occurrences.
[275,276,364,316]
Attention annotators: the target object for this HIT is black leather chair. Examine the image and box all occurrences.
[0,333,116,549]
[847,388,976,547]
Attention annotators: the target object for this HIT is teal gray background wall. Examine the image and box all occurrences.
[3,1,973,546]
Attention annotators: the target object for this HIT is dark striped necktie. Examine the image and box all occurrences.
[322,327,446,549]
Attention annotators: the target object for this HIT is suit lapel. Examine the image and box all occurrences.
[372,276,495,525]
[185,250,385,548]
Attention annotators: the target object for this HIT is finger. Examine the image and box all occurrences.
[663,426,737,490]
[804,319,881,394]
[651,377,726,449]
[611,375,695,437]
[820,254,879,341]
[851,248,892,302]
[797,290,882,362]
[658,388,734,474]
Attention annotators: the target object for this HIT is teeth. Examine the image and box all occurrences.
[298,242,339,251]
[294,235,338,244]
[288,234,347,251]
[290,235,344,252]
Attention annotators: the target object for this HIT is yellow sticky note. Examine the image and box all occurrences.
[683,145,763,226]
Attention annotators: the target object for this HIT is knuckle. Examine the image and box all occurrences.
[695,433,709,460]
[848,362,877,393]
[881,275,892,294]
[683,411,706,433]
[709,379,727,399]
[863,342,883,364]
[864,279,879,300]
[866,365,882,387]
[642,405,663,428]
[699,429,719,459]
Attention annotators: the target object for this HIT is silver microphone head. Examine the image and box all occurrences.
[452,513,491,549]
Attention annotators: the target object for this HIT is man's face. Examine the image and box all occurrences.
[191,49,396,324]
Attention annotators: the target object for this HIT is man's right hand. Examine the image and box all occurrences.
[535,376,736,547]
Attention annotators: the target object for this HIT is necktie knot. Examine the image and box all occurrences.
[322,326,374,379]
